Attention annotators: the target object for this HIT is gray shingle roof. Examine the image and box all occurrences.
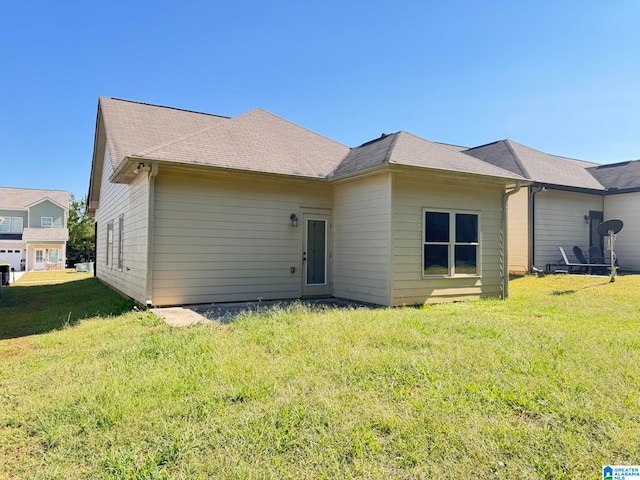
[332,132,526,181]
[587,160,640,191]
[136,108,350,178]
[98,98,525,184]
[0,187,70,210]
[99,97,229,171]
[464,140,604,190]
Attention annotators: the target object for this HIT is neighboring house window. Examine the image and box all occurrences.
[118,215,124,270]
[106,221,114,266]
[49,249,59,264]
[12,217,23,233]
[0,217,24,233]
[423,209,480,277]
[41,217,53,228]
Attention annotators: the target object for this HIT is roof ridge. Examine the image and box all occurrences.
[503,140,532,179]
[134,110,242,158]
[251,109,350,148]
[136,108,349,160]
[102,96,230,120]
[506,139,599,166]
[384,132,401,163]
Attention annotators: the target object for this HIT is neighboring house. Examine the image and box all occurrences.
[0,187,70,271]
[464,140,640,273]
[87,97,526,307]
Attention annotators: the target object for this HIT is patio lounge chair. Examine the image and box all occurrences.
[588,246,609,274]
[558,247,611,275]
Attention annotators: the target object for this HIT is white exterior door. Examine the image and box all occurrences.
[302,213,331,297]
[35,249,45,271]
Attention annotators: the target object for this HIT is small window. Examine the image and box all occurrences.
[12,217,23,233]
[423,209,480,277]
[117,215,124,270]
[106,221,114,267]
[41,217,53,228]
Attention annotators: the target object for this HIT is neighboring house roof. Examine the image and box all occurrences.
[134,108,351,178]
[464,140,604,190]
[333,132,525,181]
[99,97,229,171]
[22,228,69,242]
[0,187,70,210]
[587,160,640,192]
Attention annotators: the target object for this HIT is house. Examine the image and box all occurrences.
[464,140,640,273]
[0,187,70,271]
[87,97,527,307]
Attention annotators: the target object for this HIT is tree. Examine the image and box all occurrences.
[67,194,95,265]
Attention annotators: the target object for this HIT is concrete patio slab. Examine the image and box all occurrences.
[189,297,380,323]
[150,307,206,327]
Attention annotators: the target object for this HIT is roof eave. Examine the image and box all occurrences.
[114,155,333,183]
[388,163,530,185]
[530,182,607,195]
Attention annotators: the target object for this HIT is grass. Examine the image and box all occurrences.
[1,273,639,478]
[0,270,135,339]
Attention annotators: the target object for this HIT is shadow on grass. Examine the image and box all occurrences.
[550,279,613,296]
[0,278,135,340]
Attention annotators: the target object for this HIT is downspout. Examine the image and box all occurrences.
[529,185,546,271]
[145,164,159,307]
[502,182,523,299]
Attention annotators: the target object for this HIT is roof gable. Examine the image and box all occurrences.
[136,108,350,178]
[0,187,70,210]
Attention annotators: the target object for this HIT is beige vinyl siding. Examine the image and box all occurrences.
[533,190,603,269]
[29,201,65,228]
[332,173,391,305]
[94,147,149,304]
[507,187,529,274]
[604,192,640,271]
[151,169,332,306]
[391,172,505,305]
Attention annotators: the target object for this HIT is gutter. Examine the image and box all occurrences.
[502,182,523,299]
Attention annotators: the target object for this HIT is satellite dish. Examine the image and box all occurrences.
[597,219,623,236]
[596,219,623,283]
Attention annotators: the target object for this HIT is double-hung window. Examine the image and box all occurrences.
[423,209,480,277]
[41,217,53,228]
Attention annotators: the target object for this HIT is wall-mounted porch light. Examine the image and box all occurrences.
[290,213,299,227]
[133,163,151,174]
[584,214,590,224]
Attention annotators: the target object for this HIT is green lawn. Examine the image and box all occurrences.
[0,274,639,479]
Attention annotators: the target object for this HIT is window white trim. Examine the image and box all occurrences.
[422,208,481,278]
[117,215,124,270]
[106,221,114,267]
[41,217,53,228]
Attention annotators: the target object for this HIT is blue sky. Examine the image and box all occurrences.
[1,0,639,198]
